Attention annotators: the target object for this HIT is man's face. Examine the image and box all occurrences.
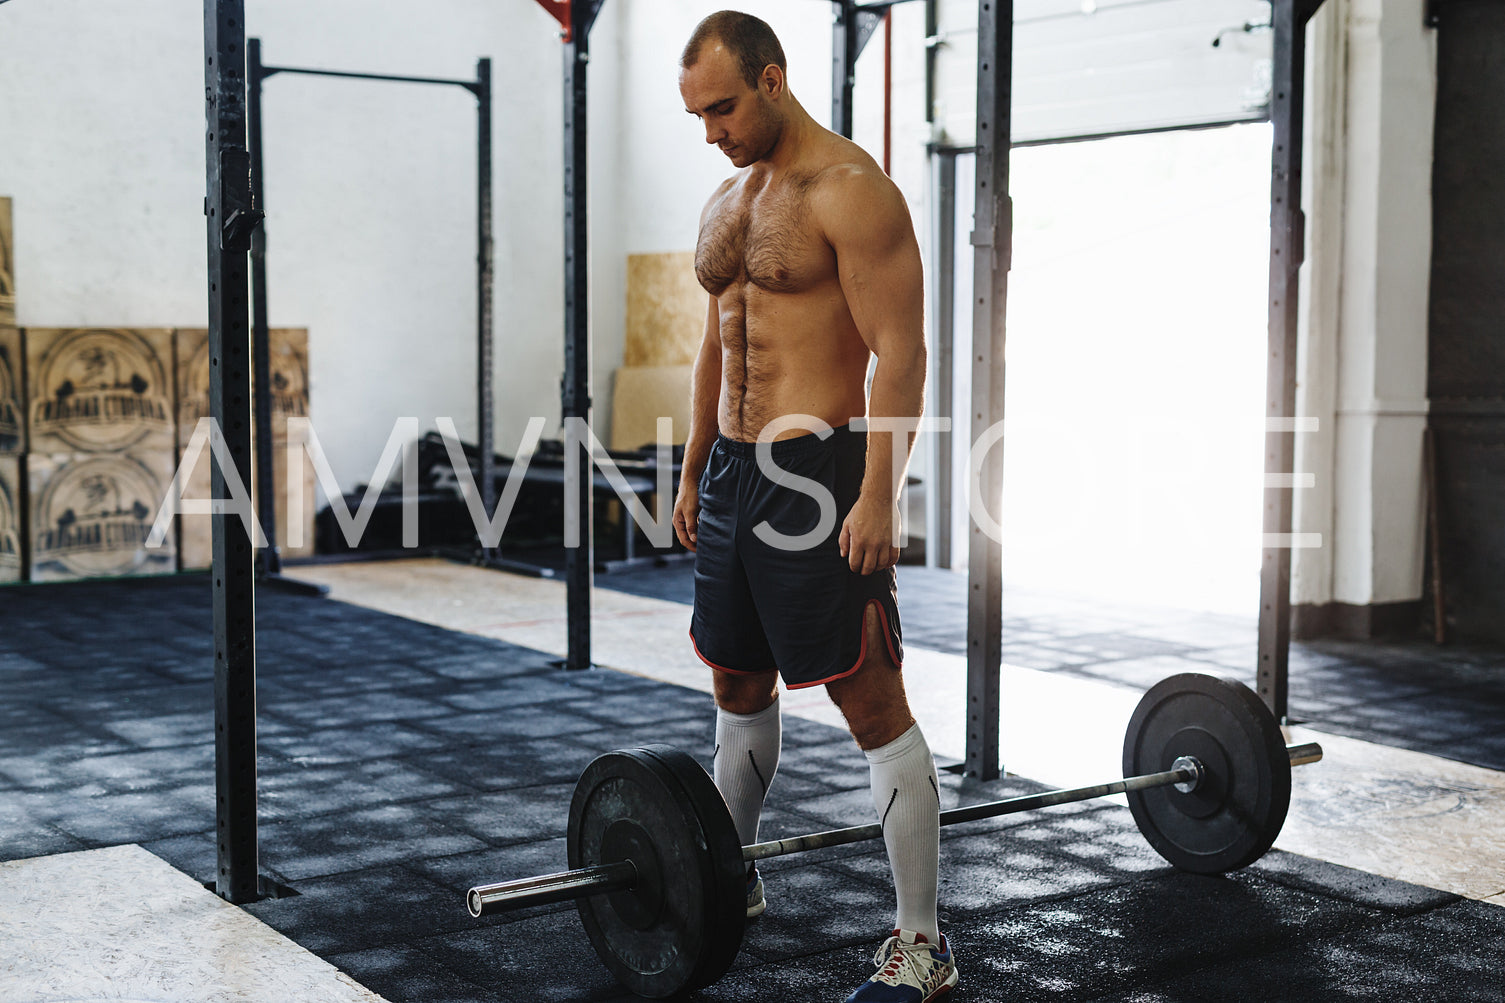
[680,44,782,169]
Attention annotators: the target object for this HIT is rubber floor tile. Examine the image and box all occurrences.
[954,871,1384,1001]
[258,758,471,820]
[1145,899,1505,1003]
[261,803,492,882]
[324,943,511,1003]
[244,864,477,955]
[414,912,647,1003]
[415,737,602,791]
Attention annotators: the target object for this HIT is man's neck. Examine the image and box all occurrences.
[762,96,820,172]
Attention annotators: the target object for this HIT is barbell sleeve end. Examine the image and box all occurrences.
[1286,741,1323,767]
[467,860,638,918]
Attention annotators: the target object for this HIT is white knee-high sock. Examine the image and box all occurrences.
[866,723,941,945]
[713,697,781,851]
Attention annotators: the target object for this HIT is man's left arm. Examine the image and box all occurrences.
[823,167,927,575]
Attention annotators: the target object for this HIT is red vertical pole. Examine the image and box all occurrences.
[883,9,893,174]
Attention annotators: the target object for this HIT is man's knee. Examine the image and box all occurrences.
[827,666,912,750]
[714,669,779,715]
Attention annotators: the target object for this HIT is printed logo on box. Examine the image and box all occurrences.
[0,343,19,452]
[0,474,18,577]
[33,455,171,578]
[179,330,308,424]
[30,330,172,452]
[269,343,309,420]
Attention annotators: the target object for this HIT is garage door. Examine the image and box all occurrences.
[931,0,1275,145]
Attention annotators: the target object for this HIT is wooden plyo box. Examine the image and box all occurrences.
[625,252,704,368]
[175,327,314,568]
[610,365,692,451]
[0,454,21,583]
[27,328,174,456]
[0,326,21,455]
[174,418,317,572]
[0,196,14,326]
[27,450,176,582]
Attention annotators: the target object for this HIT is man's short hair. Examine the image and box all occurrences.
[681,10,787,90]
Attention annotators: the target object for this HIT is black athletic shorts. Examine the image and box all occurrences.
[689,424,903,689]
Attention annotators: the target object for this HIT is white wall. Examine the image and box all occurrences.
[1293,0,1436,609]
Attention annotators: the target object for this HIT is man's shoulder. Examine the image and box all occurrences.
[698,173,743,225]
[804,137,885,189]
[802,145,904,226]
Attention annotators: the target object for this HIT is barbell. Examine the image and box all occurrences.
[465,673,1322,998]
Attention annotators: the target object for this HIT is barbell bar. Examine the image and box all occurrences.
[467,740,1322,918]
[464,672,1321,998]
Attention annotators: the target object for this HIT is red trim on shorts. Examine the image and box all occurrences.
[688,629,766,676]
[871,599,903,669]
[783,599,904,690]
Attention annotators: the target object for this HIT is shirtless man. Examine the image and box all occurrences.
[671,12,955,1003]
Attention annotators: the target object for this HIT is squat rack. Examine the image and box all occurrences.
[202,0,1321,899]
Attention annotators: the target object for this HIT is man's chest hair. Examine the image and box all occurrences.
[696,172,833,297]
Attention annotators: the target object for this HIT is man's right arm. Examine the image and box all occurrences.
[673,295,722,550]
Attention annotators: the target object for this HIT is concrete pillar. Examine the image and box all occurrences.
[1293,0,1437,636]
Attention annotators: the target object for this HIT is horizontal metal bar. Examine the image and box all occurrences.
[744,742,1322,863]
[260,64,482,93]
[467,860,636,917]
[929,116,1275,160]
[745,767,1188,861]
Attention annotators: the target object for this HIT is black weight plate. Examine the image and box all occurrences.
[568,745,745,999]
[1123,673,1291,874]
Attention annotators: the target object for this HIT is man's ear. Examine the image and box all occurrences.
[760,64,785,99]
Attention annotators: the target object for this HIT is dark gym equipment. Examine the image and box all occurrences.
[570,746,746,999]
[1123,673,1293,874]
[204,0,263,905]
[466,673,1323,998]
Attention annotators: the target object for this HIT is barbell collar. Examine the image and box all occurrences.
[468,859,637,918]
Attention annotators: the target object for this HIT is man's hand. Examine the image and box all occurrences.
[839,493,901,575]
[673,482,701,552]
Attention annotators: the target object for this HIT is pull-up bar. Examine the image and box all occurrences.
[245,41,511,577]
[256,63,484,93]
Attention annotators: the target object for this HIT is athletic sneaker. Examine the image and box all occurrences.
[845,929,958,1003]
[745,867,766,919]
